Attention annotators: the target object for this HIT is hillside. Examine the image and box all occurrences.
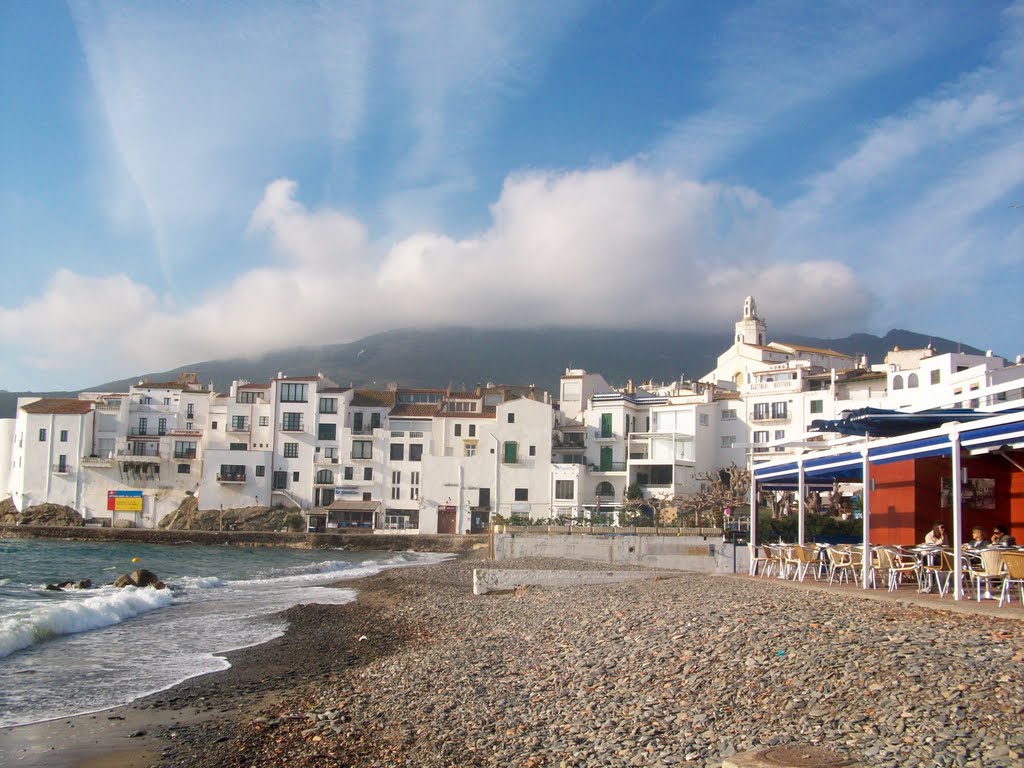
[0,326,986,417]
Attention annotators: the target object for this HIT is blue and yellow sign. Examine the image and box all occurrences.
[107,490,143,512]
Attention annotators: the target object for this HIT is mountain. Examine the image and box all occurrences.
[0,326,988,418]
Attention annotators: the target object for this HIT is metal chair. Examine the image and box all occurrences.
[998,551,1024,607]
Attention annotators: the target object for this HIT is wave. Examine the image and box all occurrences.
[0,586,174,659]
[233,551,452,588]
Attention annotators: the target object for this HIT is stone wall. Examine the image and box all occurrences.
[492,532,749,573]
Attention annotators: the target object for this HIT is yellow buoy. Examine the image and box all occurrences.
[131,557,140,563]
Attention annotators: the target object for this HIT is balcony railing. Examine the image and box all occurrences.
[217,472,247,483]
[227,422,250,432]
[173,451,198,460]
[116,449,162,463]
[315,455,340,465]
[592,462,627,472]
[280,422,304,432]
[52,463,70,474]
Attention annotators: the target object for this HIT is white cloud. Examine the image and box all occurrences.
[0,165,870,389]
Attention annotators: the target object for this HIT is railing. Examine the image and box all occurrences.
[592,462,627,472]
[280,422,304,432]
[496,525,723,536]
[315,456,340,465]
[747,380,802,392]
[128,428,163,437]
[51,463,70,474]
[116,449,162,461]
[227,422,250,432]
[217,472,247,483]
[750,413,789,422]
[173,451,198,460]
[351,427,375,435]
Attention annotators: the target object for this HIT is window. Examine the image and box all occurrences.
[230,415,247,431]
[138,418,147,435]
[390,444,405,461]
[469,424,476,437]
[282,412,303,431]
[392,470,401,485]
[454,424,462,436]
[164,397,171,405]
[324,446,338,460]
[503,441,518,464]
[753,430,769,453]
[230,443,247,451]
[353,412,364,432]
[211,421,218,430]
[344,466,353,480]
[370,413,381,430]
[600,413,612,438]
[319,397,337,414]
[892,375,904,390]
[318,423,337,441]
[507,412,515,424]
[721,409,736,420]
[529,445,536,457]
[555,480,574,500]
[283,442,299,458]
[177,463,191,474]
[158,418,167,435]
[448,401,476,412]
[514,488,529,501]
[409,444,422,461]
[352,440,372,459]
[292,471,300,482]
[391,486,401,499]
[771,402,787,420]
[259,416,269,427]
[174,440,197,459]
[753,403,770,420]
[699,414,709,427]
[362,492,372,501]
[60,429,68,442]
[930,369,941,385]
[774,429,786,452]
[237,390,258,404]
[363,467,372,481]
[279,382,308,402]
[142,396,152,405]
[720,436,736,448]
[810,400,823,414]
[273,470,288,489]
[186,403,195,419]
[410,471,420,500]
[219,464,246,482]
[255,465,265,477]
[908,373,919,388]
[464,443,477,457]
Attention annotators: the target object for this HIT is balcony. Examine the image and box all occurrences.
[591,462,627,473]
[81,455,115,468]
[52,463,70,474]
[173,451,198,461]
[316,455,340,465]
[280,422,305,432]
[116,450,162,464]
[217,471,247,483]
[351,426,375,435]
[128,428,162,438]
[750,413,790,423]
[226,422,250,433]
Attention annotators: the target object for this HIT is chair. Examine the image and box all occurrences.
[874,547,921,592]
[826,545,858,586]
[998,552,1024,607]
[760,545,785,579]
[974,549,1006,601]
[747,543,769,577]
[784,544,820,582]
[920,549,955,596]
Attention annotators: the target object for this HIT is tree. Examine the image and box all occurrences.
[675,464,751,528]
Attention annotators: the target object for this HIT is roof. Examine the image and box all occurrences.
[319,386,351,394]
[325,500,381,512]
[20,398,94,415]
[437,410,497,420]
[135,381,191,391]
[351,390,396,407]
[771,342,854,359]
[238,383,270,390]
[389,403,441,418]
[273,375,322,382]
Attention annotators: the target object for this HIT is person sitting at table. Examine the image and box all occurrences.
[924,522,946,546]
[967,527,988,549]
[991,525,1017,547]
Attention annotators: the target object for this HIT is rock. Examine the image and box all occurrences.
[45,579,92,591]
[16,503,84,527]
[157,495,294,531]
[113,569,166,589]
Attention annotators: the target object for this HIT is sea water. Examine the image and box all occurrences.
[0,538,449,727]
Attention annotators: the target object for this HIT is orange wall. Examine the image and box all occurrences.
[868,452,1024,546]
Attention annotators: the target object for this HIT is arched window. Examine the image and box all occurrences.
[907,373,919,388]
[316,469,334,485]
[892,375,904,390]
[595,481,614,498]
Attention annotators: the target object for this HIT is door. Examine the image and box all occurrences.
[478,488,490,509]
[437,505,457,534]
[470,507,490,534]
[600,446,613,472]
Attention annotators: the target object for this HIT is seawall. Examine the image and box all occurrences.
[0,524,485,552]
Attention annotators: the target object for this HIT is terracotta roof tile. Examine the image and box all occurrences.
[389,403,441,417]
[351,390,396,407]
[20,398,95,415]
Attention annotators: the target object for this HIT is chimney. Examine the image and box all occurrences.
[277,372,284,379]
[475,383,482,396]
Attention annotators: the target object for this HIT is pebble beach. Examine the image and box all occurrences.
[7,551,1024,768]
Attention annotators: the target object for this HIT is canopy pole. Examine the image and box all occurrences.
[749,451,758,548]
[861,439,871,590]
[797,459,806,545]
[950,430,963,600]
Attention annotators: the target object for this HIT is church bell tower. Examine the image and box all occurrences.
[735,296,767,346]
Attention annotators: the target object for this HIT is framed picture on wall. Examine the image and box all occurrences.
[940,477,996,510]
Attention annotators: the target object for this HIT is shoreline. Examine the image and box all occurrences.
[4,555,1024,767]
[0,523,484,552]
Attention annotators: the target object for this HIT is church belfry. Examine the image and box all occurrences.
[735,296,767,346]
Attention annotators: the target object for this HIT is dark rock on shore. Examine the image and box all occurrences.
[158,494,297,532]
[8,502,84,527]
[45,579,92,591]
[113,569,166,589]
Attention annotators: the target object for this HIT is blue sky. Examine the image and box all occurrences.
[1,1,1022,391]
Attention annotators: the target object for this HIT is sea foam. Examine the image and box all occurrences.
[0,586,174,659]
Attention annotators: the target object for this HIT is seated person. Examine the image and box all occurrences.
[991,525,1017,547]
[923,523,945,546]
[967,527,988,549]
